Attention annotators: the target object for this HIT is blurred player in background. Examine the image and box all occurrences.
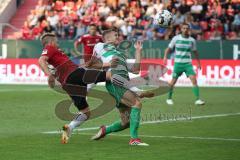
[38,33,111,144]
[74,24,102,63]
[163,23,205,105]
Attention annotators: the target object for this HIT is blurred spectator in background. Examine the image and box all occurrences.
[20,0,240,40]
[190,0,203,21]
[68,20,77,39]
[22,21,33,40]
[173,10,185,27]
[75,22,86,39]
[190,20,202,40]
[232,11,240,31]
[55,21,65,39]
[47,11,59,29]
[178,0,190,15]
[32,22,43,39]
[43,21,55,33]
[28,10,39,27]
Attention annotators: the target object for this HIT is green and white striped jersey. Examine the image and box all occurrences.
[168,34,197,64]
[93,43,130,80]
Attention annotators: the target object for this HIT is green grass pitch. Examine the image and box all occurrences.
[0,85,240,160]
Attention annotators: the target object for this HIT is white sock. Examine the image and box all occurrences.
[87,83,96,92]
[68,112,88,131]
[130,86,143,96]
[130,86,143,92]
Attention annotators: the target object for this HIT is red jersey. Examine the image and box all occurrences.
[76,34,102,62]
[41,45,78,84]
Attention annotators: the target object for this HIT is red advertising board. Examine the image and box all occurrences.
[0,59,240,87]
[141,59,240,87]
[0,59,47,84]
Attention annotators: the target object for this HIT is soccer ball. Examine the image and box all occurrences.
[153,10,173,27]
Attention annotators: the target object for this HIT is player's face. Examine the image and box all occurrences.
[104,31,119,44]
[89,26,97,35]
[181,25,190,36]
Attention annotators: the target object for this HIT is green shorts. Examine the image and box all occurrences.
[172,63,196,78]
[105,81,128,108]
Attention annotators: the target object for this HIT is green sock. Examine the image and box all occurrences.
[192,86,200,100]
[106,121,124,134]
[168,87,173,99]
[130,107,141,139]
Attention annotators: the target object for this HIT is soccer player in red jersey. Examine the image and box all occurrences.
[74,24,102,63]
[38,33,111,144]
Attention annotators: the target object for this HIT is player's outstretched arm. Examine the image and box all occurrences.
[193,50,201,70]
[74,40,81,55]
[85,56,103,69]
[39,56,51,76]
[163,48,171,66]
[130,41,142,74]
[38,56,55,88]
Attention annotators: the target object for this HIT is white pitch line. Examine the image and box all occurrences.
[43,132,240,142]
[76,132,240,142]
[42,112,240,134]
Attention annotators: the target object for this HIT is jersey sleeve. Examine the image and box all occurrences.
[93,43,104,58]
[41,46,55,59]
[92,44,98,57]
[168,36,177,49]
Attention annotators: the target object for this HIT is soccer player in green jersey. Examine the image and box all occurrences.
[163,23,205,105]
[91,29,149,146]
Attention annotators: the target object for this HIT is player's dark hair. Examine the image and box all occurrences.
[40,32,56,47]
[40,32,56,41]
[181,22,190,28]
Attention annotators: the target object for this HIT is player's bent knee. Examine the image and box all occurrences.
[134,100,142,108]
[121,122,130,129]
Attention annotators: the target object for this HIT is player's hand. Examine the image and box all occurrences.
[134,40,143,52]
[163,57,167,66]
[197,63,202,70]
[48,74,55,88]
[110,58,119,68]
[85,56,103,69]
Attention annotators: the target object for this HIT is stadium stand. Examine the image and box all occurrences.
[2,0,240,40]
[2,0,39,39]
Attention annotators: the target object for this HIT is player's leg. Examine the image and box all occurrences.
[81,68,108,84]
[111,74,155,98]
[61,68,90,143]
[120,90,149,146]
[106,106,130,134]
[91,105,131,140]
[166,78,178,105]
[186,64,205,105]
[166,64,182,105]
[67,96,90,130]
[130,86,155,98]
[61,96,89,144]
[189,75,205,105]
